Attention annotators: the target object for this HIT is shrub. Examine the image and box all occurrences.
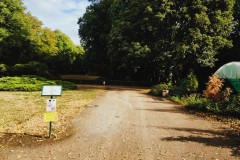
[221,87,233,101]
[0,64,8,76]
[12,61,50,76]
[198,95,240,118]
[150,82,173,96]
[203,75,224,101]
[222,95,240,117]
[180,72,198,94]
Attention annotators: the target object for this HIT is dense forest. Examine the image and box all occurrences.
[79,0,240,84]
[0,0,85,77]
[0,0,240,84]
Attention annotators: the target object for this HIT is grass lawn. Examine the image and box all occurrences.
[0,89,99,141]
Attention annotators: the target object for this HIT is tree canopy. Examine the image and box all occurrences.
[0,0,84,76]
[79,0,236,82]
[0,0,238,82]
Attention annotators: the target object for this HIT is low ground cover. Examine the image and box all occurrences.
[0,76,77,91]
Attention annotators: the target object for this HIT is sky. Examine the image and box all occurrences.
[23,0,90,45]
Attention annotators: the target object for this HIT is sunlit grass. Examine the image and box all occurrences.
[0,89,99,139]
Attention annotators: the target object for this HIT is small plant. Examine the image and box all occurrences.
[203,75,224,101]
[0,64,8,76]
[181,72,199,94]
[150,82,173,96]
[221,87,232,101]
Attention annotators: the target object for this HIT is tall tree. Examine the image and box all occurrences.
[78,0,113,76]
[79,0,235,82]
[51,30,81,74]
[213,0,240,70]
[0,0,30,65]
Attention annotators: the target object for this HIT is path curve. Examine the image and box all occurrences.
[2,86,240,159]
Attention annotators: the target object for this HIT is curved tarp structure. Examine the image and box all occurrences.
[214,62,240,93]
[214,62,240,79]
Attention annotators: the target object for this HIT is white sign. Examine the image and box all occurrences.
[46,99,57,112]
[42,85,62,96]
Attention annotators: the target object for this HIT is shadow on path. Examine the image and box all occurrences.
[136,108,183,113]
[149,126,240,157]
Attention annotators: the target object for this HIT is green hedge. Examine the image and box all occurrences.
[12,61,50,76]
[0,76,77,91]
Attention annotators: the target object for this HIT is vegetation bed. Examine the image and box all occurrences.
[0,76,77,91]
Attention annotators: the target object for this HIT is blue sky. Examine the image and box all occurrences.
[23,0,90,45]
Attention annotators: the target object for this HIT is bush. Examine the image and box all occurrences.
[150,82,173,96]
[203,75,224,101]
[226,95,240,116]
[0,76,77,91]
[12,61,50,76]
[221,87,233,101]
[180,94,240,118]
[180,72,198,94]
[0,64,8,76]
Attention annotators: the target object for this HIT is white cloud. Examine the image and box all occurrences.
[23,0,90,44]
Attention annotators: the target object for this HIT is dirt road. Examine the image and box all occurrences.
[1,87,240,159]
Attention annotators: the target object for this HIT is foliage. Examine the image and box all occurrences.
[0,0,30,65]
[225,95,240,116]
[79,0,235,82]
[50,30,84,74]
[198,95,240,118]
[11,61,50,76]
[0,0,85,76]
[78,0,112,77]
[150,82,173,96]
[171,93,240,118]
[0,64,8,76]
[171,94,207,107]
[203,75,224,101]
[221,87,233,101]
[0,76,77,91]
[180,72,199,94]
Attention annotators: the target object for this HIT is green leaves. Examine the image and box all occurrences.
[0,0,85,75]
[79,0,235,82]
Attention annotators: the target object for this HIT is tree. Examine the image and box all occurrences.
[110,0,235,81]
[0,0,30,65]
[79,0,235,82]
[50,30,84,74]
[212,0,240,74]
[78,0,113,76]
[0,1,58,65]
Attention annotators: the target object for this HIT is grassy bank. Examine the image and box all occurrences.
[0,89,98,140]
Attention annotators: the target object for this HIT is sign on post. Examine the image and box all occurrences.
[41,85,62,138]
[46,99,57,112]
[44,99,58,122]
[41,85,62,96]
[44,112,58,122]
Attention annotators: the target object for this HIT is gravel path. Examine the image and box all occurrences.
[1,87,240,159]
